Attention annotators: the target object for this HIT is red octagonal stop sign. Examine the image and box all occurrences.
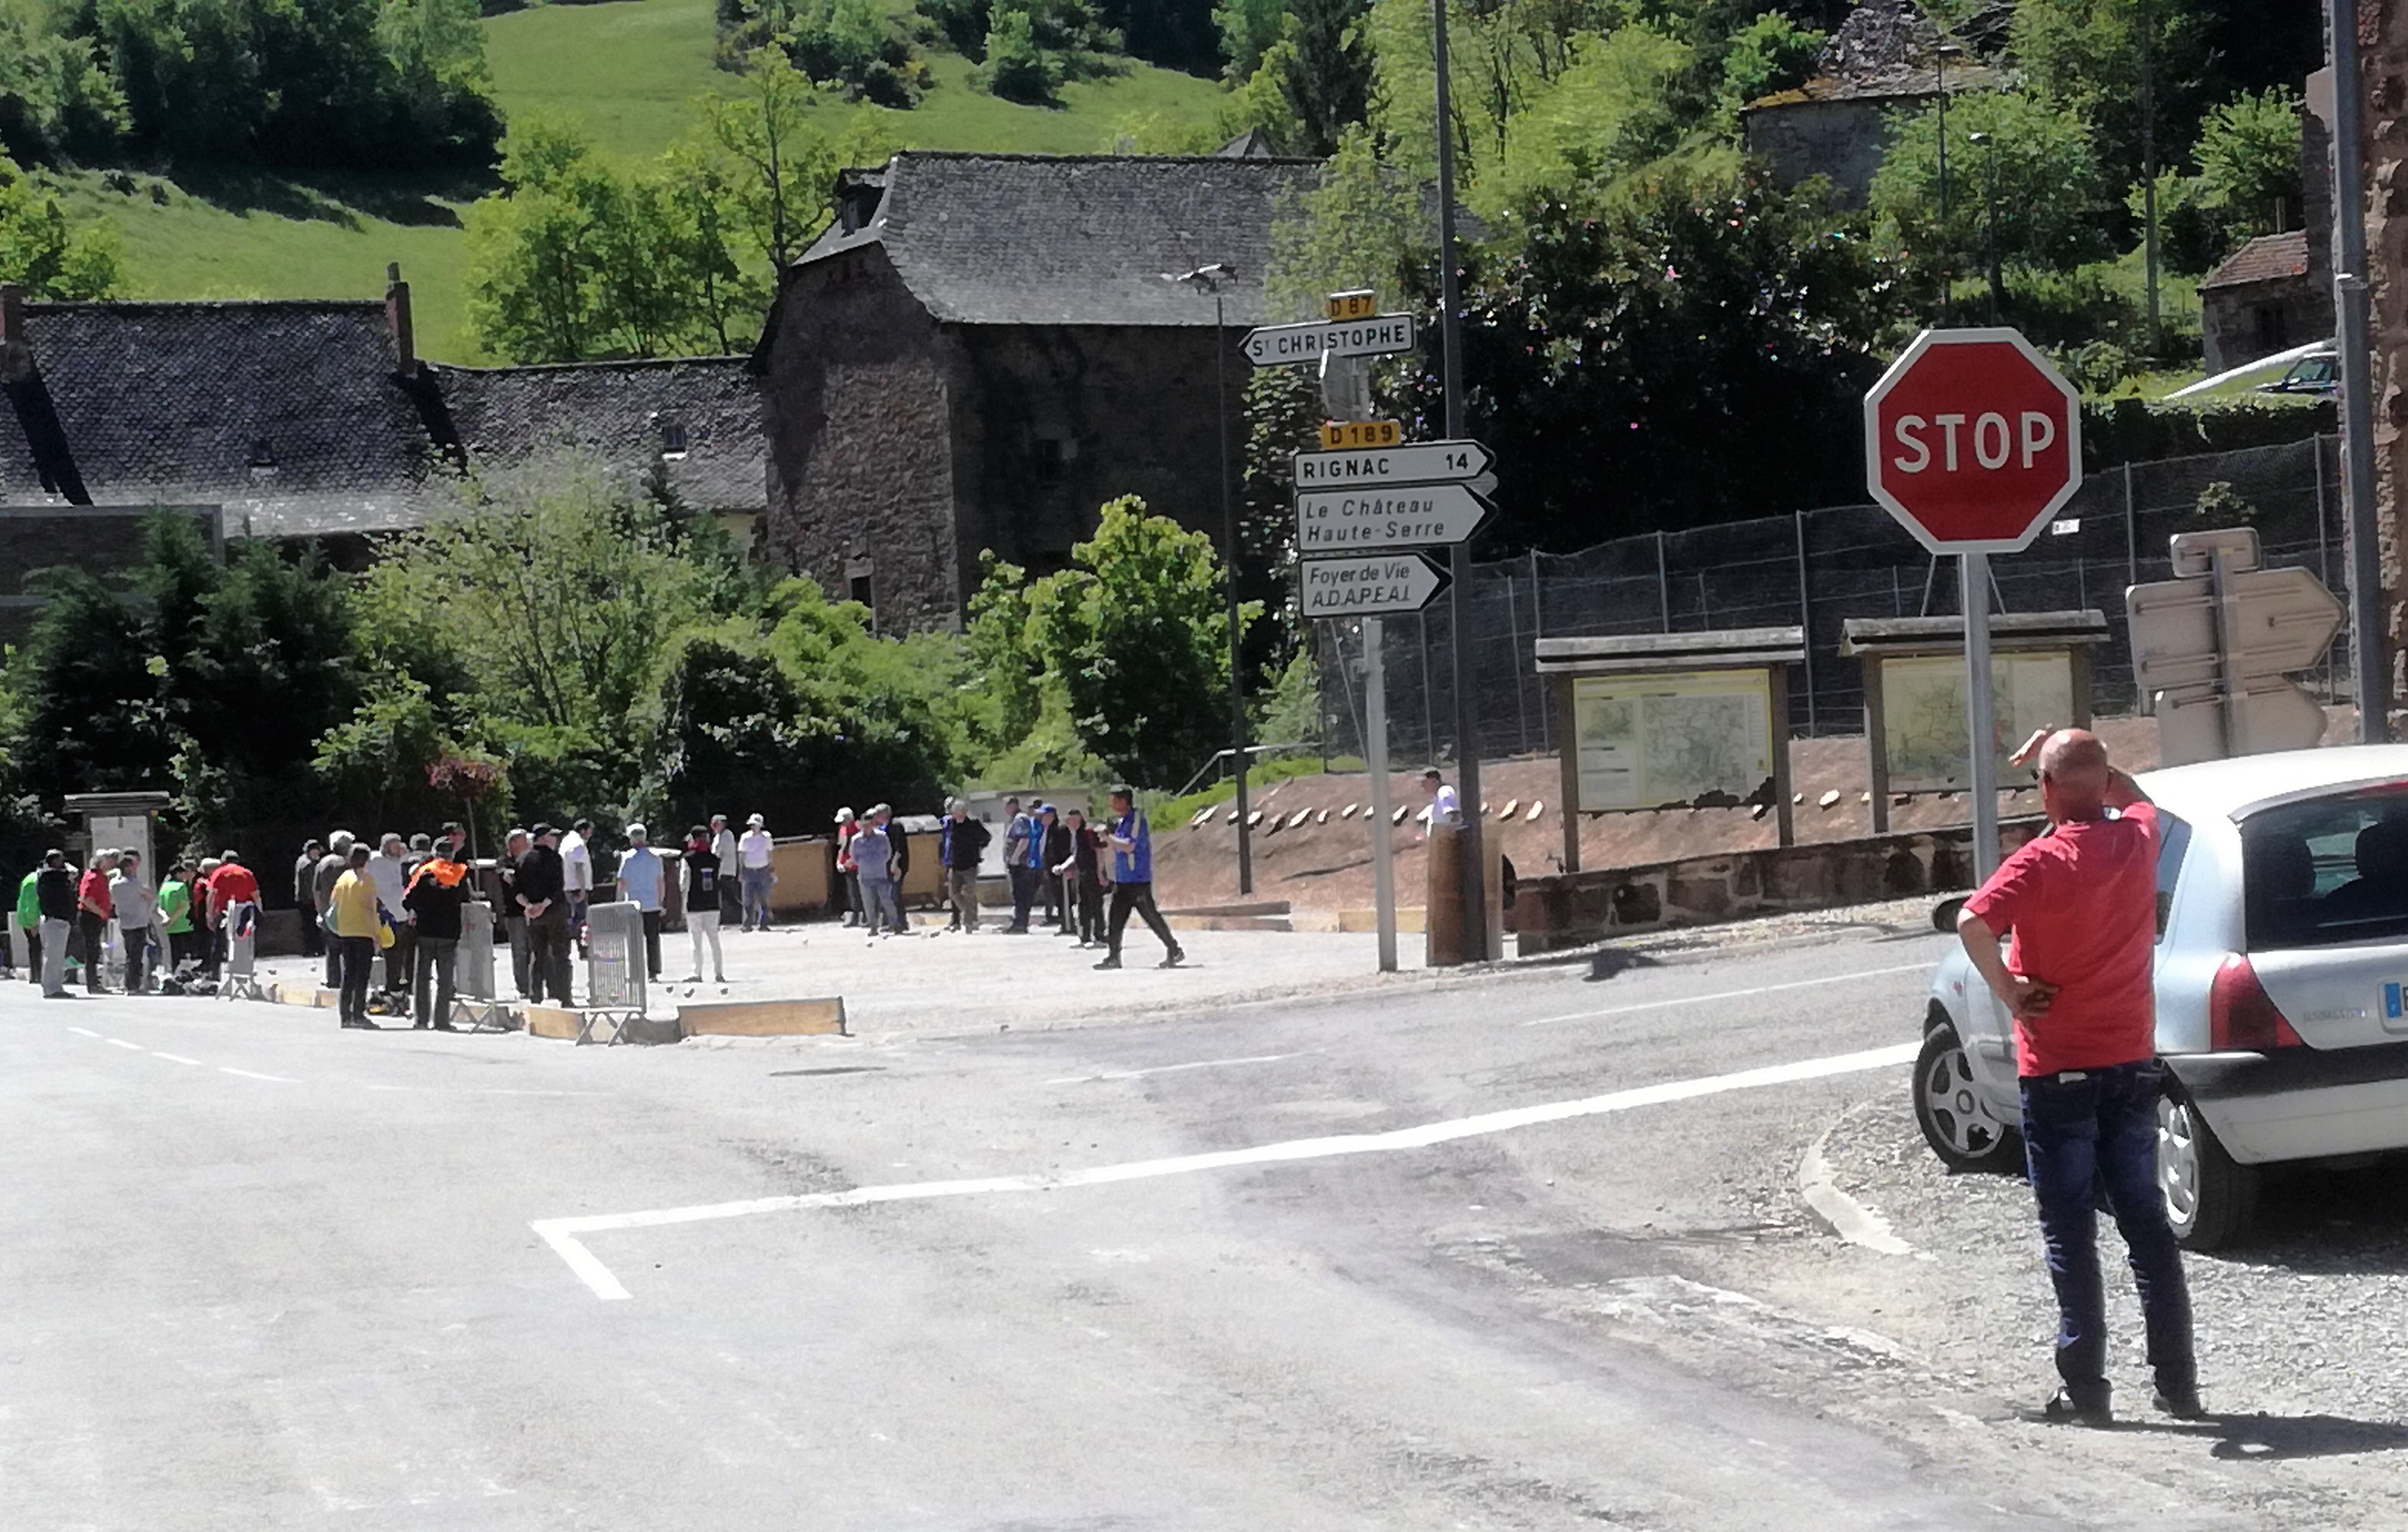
[1864,327,2082,555]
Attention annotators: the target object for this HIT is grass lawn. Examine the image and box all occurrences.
[82,0,1231,361]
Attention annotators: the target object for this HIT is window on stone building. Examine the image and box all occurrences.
[2255,306,2287,354]
[658,417,689,460]
[845,557,875,617]
[1031,435,1075,480]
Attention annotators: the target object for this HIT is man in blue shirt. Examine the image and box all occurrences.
[1002,796,1040,933]
[1096,785,1183,971]
[616,822,667,979]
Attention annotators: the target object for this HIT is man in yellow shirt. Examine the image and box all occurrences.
[326,843,385,1030]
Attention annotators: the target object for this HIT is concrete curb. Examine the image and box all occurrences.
[1798,1116,1918,1258]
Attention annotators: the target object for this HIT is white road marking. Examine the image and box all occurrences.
[220,1067,300,1084]
[1044,1052,1301,1086]
[105,1038,143,1051]
[152,1053,205,1067]
[1518,962,1936,1027]
[67,1026,100,1038]
[535,1039,1922,1301]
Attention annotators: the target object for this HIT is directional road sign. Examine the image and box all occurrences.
[1292,439,1491,491]
[1864,327,2083,555]
[1295,484,1491,553]
[1243,315,1417,368]
[2127,564,2344,692]
[1298,552,1448,618]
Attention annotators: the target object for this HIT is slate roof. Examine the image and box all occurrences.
[796,151,1325,328]
[0,299,437,538]
[429,357,766,513]
[2201,230,2312,292]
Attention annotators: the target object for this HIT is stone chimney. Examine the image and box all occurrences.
[385,262,416,373]
[0,283,29,385]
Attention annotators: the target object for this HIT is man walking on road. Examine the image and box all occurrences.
[403,829,471,1029]
[76,848,116,993]
[327,843,383,1029]
[516,825,572,1005]
[110,851,157,993]
[562,819,596,947]
[682,825,725,982]
[940,799,989,931]
[36,850,77,998]
[1956,726,2199,1428]
[852,806,900,938]
[1096,786,1182,971]
[1001,797,1038,933]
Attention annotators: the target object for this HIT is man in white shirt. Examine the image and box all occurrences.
[1421,768,1462,840]
[368,833,412,1002]
[561,818,595,941]
[709,813,741,929]
[738,813,775,931]
[109,850,159,993]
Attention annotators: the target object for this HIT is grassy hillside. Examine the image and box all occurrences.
[77,0,1230,361]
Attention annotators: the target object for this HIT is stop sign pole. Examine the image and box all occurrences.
[1864,327,2084,884]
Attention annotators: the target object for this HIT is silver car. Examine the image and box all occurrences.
[1914,744,2408,1250]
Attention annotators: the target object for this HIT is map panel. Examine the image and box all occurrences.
[1571,670,1777,811]
[1880,653,2075,793]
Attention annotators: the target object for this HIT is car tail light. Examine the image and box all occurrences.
[2210,954,2306,1051]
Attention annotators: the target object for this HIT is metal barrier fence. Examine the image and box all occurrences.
[1316,434,2348,764]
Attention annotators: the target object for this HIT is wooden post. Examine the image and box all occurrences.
[1555,674,1581,872]
[1771,665,1795,849]
[1865,656,1891,836]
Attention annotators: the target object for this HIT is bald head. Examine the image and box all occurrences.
[2038,728,2112,820]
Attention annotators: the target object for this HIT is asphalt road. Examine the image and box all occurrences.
[0,927,2297,1530]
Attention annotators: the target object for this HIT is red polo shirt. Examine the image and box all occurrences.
[78,868,111,919]
[206,863,260,915]
[1962,802,2161,1078]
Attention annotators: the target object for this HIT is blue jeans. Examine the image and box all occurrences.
[2020,1060,2196,1407]
[740,865,773,928]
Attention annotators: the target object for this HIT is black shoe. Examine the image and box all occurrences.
[2152,1388,2207,1420]
[2039,1389,2113,1428]
[1093,955,1122,970]
[1159,948,1186,968]
[434,1021,460,1032]
[412,1021,430,1030]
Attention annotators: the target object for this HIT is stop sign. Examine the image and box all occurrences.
[1864,327,2082,554]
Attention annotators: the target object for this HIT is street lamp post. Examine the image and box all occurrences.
[1166,262,1253,896]
[1967,129,2003,322]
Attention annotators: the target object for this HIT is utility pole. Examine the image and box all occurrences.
[2328,0,2389,740]
[1433,0,1485,960]
[1935,34,1953,325]
[2140,0,2160,349]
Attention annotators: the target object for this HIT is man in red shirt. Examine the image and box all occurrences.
[203,851,261,979]
[76,850,116,994]
[1958,726,2198,1427]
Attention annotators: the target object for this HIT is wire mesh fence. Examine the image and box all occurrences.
[1315,434,2348,766]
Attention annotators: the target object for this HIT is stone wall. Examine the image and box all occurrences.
[2202,280,2334,374]
[1511,818,2044,954]
[952,325,1234,576]
[1743,97,1899,209]
[2365,0,2408,708]
[760,247,964,636]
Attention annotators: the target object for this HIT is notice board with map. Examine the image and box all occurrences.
[1877,652,2075,793]
[1570,670,1778,811]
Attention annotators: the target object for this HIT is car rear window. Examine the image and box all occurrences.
[2243,786,2408,950]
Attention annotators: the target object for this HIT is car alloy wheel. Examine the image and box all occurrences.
[2155,1093,2203,1229]
[2155,1087,2259,1251]
[1912,1022,2018,1171]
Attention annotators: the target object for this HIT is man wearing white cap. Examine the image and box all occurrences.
[738,813,775,930]
[616,822,666,979]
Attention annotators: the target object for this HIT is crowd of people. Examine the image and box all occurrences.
[6,783,1197,1015]
[835,786,1183,969]
[11,847,260,998]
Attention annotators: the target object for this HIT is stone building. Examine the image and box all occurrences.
[754,150,1322,634]
[0,275,766,624]
[1741,0,2000,209]
[2198,230,2328,374]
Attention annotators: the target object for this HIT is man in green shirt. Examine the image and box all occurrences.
[158,863,196,976]
[13,867,37,985]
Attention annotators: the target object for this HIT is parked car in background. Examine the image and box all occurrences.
[1914,746,2408,1250]
[2254,343,2337,399]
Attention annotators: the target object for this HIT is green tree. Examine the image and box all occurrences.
[1276,0,1369,155]
[0,0,128,162]
[0,151,116,298]
[1212,0,1283,81]
[977,0,1120,102]
[2193,86,2301,244]
[2009,0,2212,202]
[701,50,893,272]
[1868,89,2105,315]
[1716,9,1823,111]
[1022,497,1257,791]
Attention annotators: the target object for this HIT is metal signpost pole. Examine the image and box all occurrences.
[2330,0,2389,742]
[1217,283,1253,895]
[1433,0,1485,959]
[1961,551,2000,885]
[1364,617,1398,972]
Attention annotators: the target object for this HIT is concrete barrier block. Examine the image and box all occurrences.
[678,998,848,1037]
[523,1005,583,1041]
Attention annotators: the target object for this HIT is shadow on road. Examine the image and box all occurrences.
[2103,1413,2408,1462]
[1585,950,1664,982]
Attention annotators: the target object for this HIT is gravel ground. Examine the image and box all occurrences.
[1697,1076,2408,1528]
